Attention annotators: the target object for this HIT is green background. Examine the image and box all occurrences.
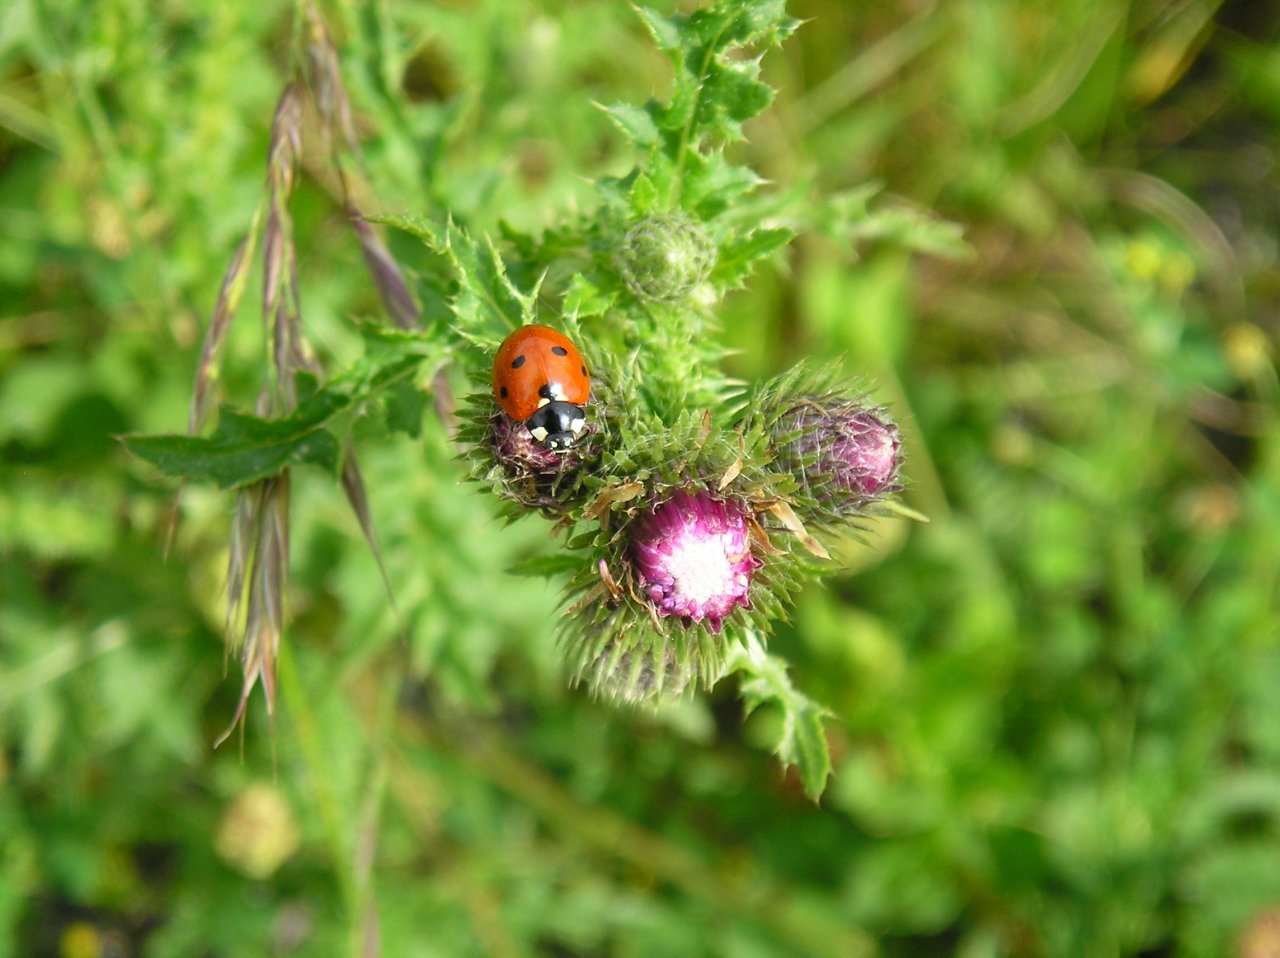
[2,0,1279,955]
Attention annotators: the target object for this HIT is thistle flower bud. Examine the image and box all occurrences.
[629,490,760,633]
[614,213,716,303]
[777,401,902,506]
[483,411,587,513]
[490,411,570,474]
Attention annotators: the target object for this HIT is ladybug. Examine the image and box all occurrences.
[492,324,591,451]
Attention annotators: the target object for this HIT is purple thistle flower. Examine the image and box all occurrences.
[780,402,902,502]
[629,490,761,634]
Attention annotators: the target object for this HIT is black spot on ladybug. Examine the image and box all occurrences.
[551,346,568,356]
[581,364,587,376]
[511,355,526,369]
[500,386,509,398]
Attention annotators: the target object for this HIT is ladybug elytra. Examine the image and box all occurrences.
[492,325,591,451]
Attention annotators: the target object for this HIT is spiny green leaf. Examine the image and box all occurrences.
[125,408,341,489]
[629,172,660,215]
[633,5,682,55]
[442,222,541,337]
[728,631,833,799]
[712,226,794,288]
[365,212,442,248]
[848,204,971,259]
[699,58,773,140]
[601,102,660,148]
[681,152,767,219]
[127,326,444,488]
[563,274,617,319]
[645,0,799,147]
[810,186,969,260]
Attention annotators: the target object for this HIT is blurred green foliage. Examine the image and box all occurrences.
[2,0,1279,955]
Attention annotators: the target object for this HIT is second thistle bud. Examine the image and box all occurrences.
[775,400,902,511]
[629,489,761,633]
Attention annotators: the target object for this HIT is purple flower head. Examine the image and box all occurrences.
[781,402,902,502]
[629,490,761,634]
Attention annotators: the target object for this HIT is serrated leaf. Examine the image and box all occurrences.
[384,381,428,438]
[816,191,970,261]
[728,632,833,800]
[712,226,794,287]
[646,0,798,158]
[849,205,970,259]
[740,0,797,39]
[629,172,659,215]
[563,273,617,319]
[443,223,539,334]
[125,408,341,489]
[778,696,831,799]
[366,212,442,248]
[601,102,659,148]
[693,57,773,141]
[634,5,681,55]
[681,151,766,218]
[128,325,444,488]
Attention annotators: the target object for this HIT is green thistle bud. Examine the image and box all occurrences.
[613,213,716,303]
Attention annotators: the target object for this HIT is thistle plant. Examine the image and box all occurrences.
[126,0,934,798]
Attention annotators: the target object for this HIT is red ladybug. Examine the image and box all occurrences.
[492,325,591,451]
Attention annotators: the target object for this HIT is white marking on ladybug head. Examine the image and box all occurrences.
[537,382,565,405]
[569,417,585,436]
[529,425,549,442]
[536,396,550,409]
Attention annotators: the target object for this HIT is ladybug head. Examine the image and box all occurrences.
[526,401,586,451]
